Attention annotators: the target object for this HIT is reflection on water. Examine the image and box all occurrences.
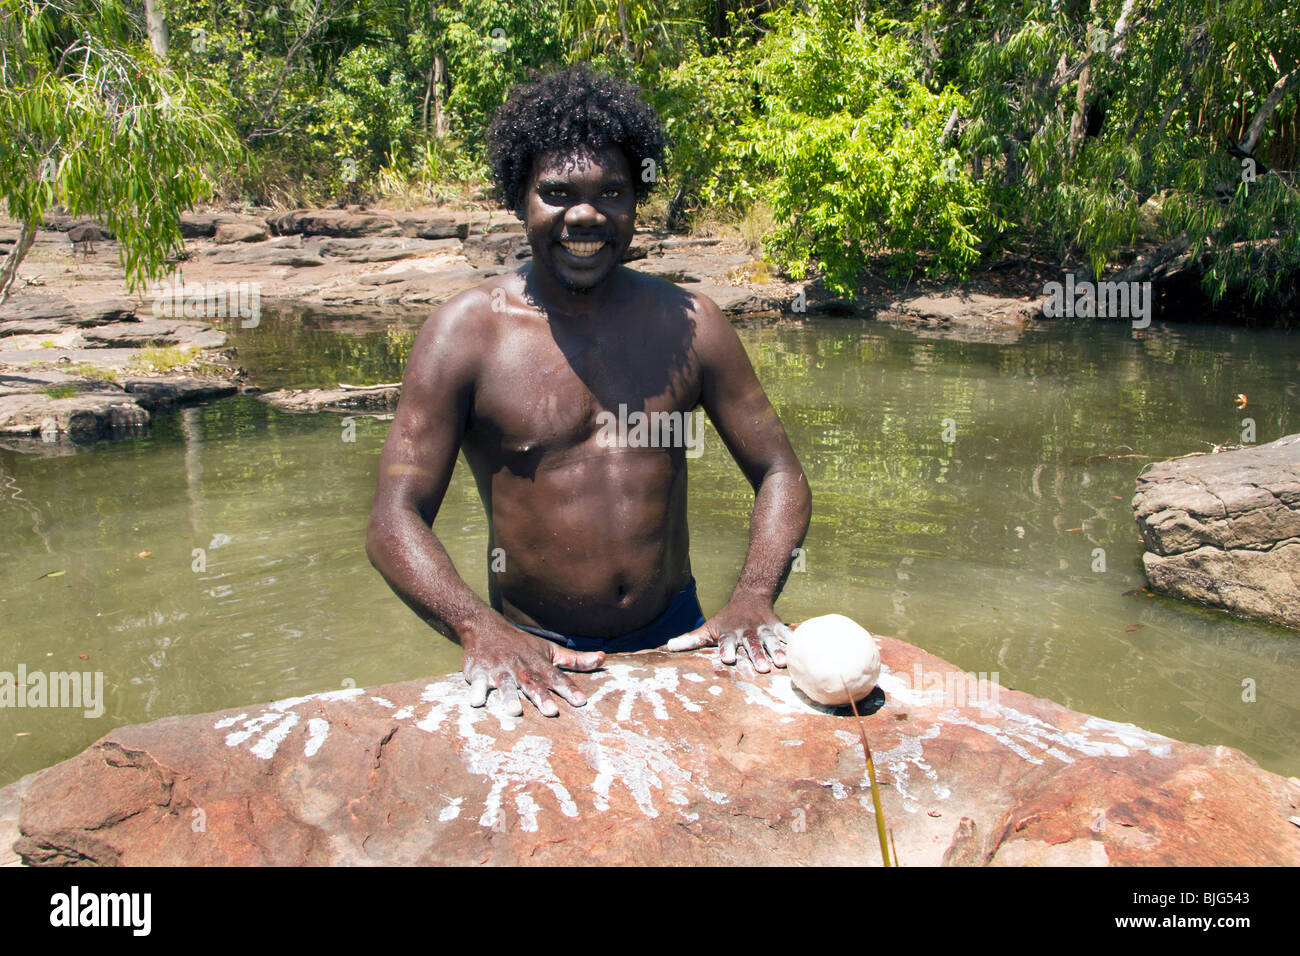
[1,310,1298,784]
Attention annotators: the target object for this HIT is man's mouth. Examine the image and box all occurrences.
[557,239,609,259]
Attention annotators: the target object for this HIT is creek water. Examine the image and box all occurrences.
[2,308,1298,785]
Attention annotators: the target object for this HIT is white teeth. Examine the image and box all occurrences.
[560,240,606,257]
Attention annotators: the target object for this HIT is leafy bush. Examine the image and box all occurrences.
[711,0,993,293]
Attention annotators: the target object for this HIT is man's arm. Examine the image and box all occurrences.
[365,294,603,715]
[667,293,812,670]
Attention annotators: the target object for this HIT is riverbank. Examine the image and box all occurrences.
[1,202,1055,450]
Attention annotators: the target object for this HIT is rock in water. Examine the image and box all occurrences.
[784,613,881,705]
[1133,433,1300,630]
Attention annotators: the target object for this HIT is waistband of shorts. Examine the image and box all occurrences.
[511,576,704,654]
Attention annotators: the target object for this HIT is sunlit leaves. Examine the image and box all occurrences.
[705,0,992,294]
[0,0,242,298]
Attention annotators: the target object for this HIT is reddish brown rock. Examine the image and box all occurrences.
[5,639,1297,866]
[213,221,270,244]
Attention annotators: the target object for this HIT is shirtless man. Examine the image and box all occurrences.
[366,67,811,717]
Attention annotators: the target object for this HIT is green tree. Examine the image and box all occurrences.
[937,0,1299,305]
[709,0,993,294]
[0,0,241,301]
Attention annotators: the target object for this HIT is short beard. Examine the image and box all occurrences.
[553,263,600,294]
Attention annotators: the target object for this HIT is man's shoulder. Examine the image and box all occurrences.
[399,277,512,387]
[412,273,515,349]
[622,266,724,322]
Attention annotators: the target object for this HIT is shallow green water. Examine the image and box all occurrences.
[2,309,1298,784]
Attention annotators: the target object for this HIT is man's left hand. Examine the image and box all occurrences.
[666,593,792,673]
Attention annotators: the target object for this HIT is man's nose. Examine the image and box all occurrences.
[565,201,605,227]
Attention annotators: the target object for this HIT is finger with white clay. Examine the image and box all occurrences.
[466,671,490,708]
[551,646,605,673]
[518,672,559,717]
[546,670,587,708]
[494,672,523,717]
[718,630,740,665]
[666,624,714,653]
[757,624,787,668]
[740,629,772,673]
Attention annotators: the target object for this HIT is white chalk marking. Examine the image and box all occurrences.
[304,717,329,757]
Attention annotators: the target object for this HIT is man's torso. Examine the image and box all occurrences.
[457,267,704,637]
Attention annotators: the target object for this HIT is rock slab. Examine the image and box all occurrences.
[1134,434,1300,629]
[6,640,1297,866]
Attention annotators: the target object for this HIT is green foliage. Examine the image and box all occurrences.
[161,0,561,203]
[651,47,752,223]
[440,0,564,143]
[304,44,420,195]
[0,0,242,298]
[947,0,1299,305]
[4,0,1295,309]
[708,0,993,294]
[559,0,707,74]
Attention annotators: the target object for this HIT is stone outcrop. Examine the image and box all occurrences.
[76,320,227,349]
[122,376,238,411]
[259,384,401,414]
[268,208,471,240]
[0,388,149,441]
[0,293,240,444]
[0,374,236,442]
[181,211,269,240]
[1134,434,1300,629]
[316,236,463,263]
[866,291,1040,343]
[0,294,136,336]
[5,639,1297,866]
[213,221,270,244]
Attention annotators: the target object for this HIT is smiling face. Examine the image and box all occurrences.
[520,146,637,298]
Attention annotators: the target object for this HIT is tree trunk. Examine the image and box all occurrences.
[144,0,169,57]
[1067,0,1101,161]
[1067,59,1094,160]
[433,55,447,140]
[0,219,39,305]
[1001,135,1021,187]
[1239,67,1300,156]
[422,62,434,133]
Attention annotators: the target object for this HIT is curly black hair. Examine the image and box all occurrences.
[487,66,666,214]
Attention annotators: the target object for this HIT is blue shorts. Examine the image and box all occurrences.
[511,577,706,654]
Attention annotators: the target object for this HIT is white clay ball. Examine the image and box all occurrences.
[784,614,881,706]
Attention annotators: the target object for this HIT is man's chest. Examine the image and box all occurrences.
[468,324,702,458]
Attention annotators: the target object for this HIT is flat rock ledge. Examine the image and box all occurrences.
[4,639,1296,866]
[258,384,401,415]
[0,293,239,446]
[1134,433,1300,629]
[0,373,237,445]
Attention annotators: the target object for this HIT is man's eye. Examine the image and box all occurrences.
[603,188,622,198]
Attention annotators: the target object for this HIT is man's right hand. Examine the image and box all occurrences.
[462,623,605,717]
